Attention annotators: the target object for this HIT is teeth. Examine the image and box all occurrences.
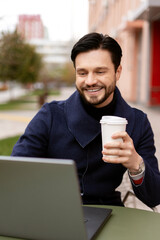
[87,88,101,92]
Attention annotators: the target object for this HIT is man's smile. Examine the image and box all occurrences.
[84,87,104,95]
[86,87,103,92]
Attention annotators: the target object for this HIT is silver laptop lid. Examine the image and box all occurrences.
[0,156,88,240]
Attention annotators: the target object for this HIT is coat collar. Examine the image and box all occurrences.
[65,88,135,148]
[65,91,101,148]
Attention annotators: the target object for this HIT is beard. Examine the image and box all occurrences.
[76,80,116,107]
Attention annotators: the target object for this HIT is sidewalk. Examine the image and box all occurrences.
[0,87,160,211]
[0,110,37,139]
[0,87,75,139]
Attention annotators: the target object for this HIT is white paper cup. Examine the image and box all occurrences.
[100,116,128,158]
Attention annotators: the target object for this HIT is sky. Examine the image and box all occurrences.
[0,0,89,41]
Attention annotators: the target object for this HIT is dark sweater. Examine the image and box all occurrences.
[81,93,117,121]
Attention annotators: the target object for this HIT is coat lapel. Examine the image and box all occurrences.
[65,91,101,148]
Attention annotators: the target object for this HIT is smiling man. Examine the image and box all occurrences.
[75,49,121,107]
[12,33,160,208]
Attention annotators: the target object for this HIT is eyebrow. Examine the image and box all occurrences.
[76,68,87,73]
[95,67,109,70]
[76,67,109,71]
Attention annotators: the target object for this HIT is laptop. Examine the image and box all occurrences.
[0,156,112,240]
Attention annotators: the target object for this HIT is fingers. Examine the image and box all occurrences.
[102,147,132,164]
[102,155,128,164]
[102,147,132,157]
[102,132,135,166]
[102,131,141,170]
[111,131,130,141]
[103,139,133,151]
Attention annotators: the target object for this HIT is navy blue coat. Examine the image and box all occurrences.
[12,88,160,207]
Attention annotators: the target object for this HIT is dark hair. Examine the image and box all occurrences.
[71,32,122,71]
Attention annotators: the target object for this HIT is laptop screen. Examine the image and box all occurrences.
[0,156,112,240]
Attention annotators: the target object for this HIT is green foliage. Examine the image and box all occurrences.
[61,62,75,85]
[0,135,20,156]
[41,62,75,86]
[0,30,42,84]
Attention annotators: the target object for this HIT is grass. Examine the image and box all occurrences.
[0,135,20,156]
[0,89,60,110]
[29,89,60,96]
[0,96,36,110]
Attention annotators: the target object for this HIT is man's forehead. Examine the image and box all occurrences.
[75,49,113,69]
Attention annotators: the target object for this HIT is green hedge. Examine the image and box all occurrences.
[0,135,20,156]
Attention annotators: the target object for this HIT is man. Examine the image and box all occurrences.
[12,32,160,207]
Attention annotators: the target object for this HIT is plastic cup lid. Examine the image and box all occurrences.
[100,116,128,124]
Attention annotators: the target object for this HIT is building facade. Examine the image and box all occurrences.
[17,15,72,65]
[27,39,74,64]
[88,0,160,106]
[17,15,44,40]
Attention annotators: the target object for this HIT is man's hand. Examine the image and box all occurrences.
[102,131,142,171]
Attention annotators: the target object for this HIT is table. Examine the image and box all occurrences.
[0,205,159,240]
[95,205,160,240]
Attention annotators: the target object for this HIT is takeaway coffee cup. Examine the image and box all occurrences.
[100,116,128,158]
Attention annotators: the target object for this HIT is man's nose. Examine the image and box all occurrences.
[85,73,97,86]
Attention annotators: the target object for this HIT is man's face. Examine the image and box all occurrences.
[75,49,122,108]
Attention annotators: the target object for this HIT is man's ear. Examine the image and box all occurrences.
[116,65,122,81]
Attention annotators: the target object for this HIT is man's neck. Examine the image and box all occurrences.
[81,93,117,121]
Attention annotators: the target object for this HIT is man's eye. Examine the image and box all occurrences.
[97,71,104,74]
[79,72,86,76]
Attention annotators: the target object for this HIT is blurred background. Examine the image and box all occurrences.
[89,0,160,107]
[0,0,160,154]
[1,0,160,106]
[0,0,88,103]
[0,0,160,211]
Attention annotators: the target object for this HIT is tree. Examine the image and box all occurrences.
[39,62,75,90]
[0,30,42,84]
[60,62,75,86]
